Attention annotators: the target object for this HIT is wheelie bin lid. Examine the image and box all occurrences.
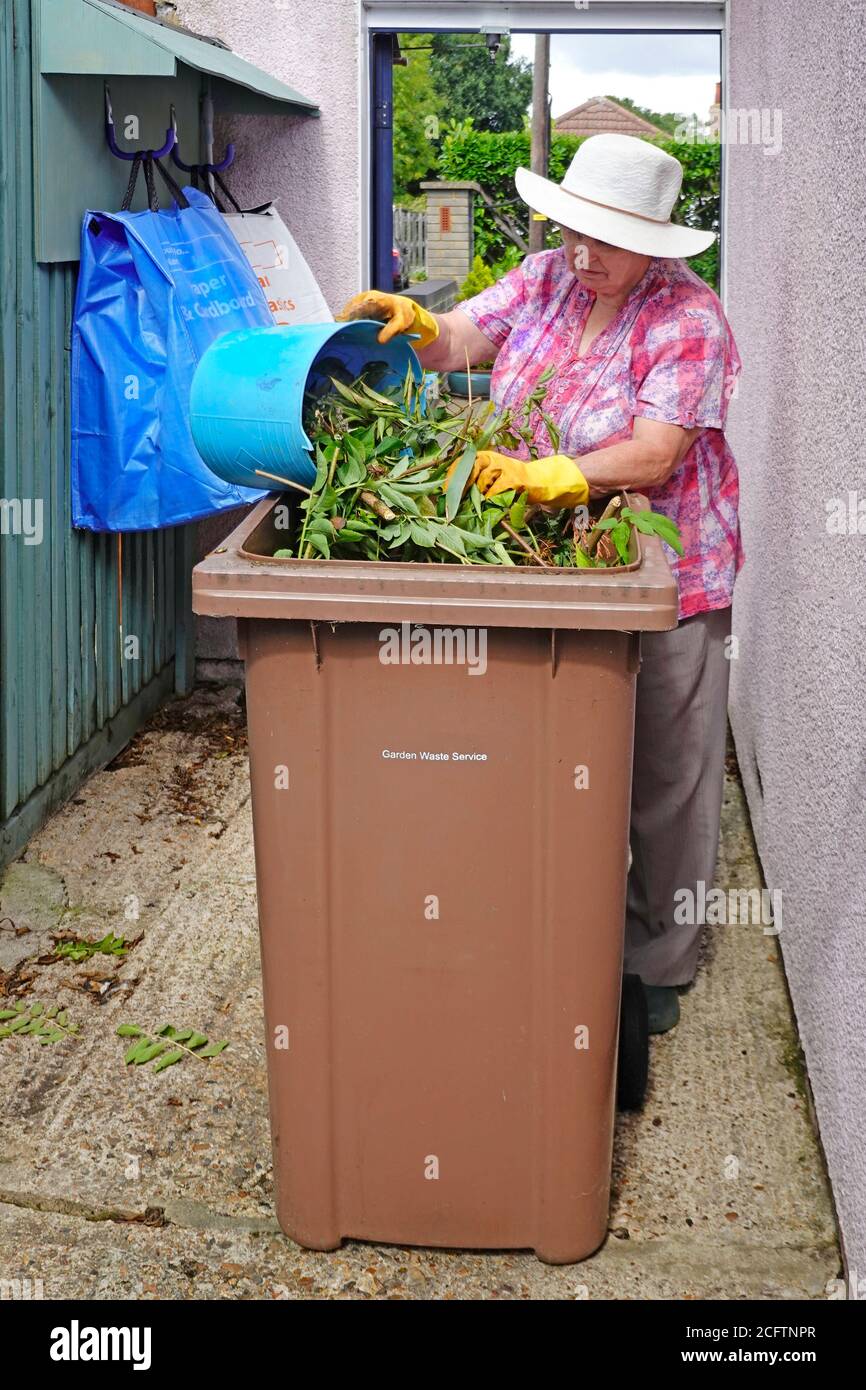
[192,493,679,631]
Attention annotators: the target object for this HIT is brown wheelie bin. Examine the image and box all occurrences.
[192,493,677,1263]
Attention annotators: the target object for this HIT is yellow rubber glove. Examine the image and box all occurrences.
[337,291,439,349]
[471,451,590,508]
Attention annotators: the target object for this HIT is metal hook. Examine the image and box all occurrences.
[169,103,235,173]
[105,83,175,162]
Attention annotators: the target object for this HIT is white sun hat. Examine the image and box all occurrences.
[515,133,716,259]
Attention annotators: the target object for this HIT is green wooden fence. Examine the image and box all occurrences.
[0,0,194,872]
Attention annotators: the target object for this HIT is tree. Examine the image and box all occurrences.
[393,34,443,201]
[604,95,688,137]
[429,32,532,133]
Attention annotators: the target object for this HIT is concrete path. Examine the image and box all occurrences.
[0,686,838,1300]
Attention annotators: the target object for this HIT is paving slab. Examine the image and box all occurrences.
[0,688,839,1300]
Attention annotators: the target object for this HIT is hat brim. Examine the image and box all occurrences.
[515,167,716,259]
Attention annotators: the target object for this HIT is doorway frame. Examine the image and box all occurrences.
[360,0,728,298]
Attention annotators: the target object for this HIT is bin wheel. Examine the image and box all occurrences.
[617,973,649,1111]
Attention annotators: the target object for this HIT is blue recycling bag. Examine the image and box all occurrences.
[71,161,273,530]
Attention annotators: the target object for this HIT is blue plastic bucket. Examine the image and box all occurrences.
[189,320,423,491]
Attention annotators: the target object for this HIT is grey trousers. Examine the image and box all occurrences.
[624,606,732,987]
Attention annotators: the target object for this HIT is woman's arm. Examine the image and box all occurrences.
[578,417,703,497]
[417,309,500,373]
[462,416,703,510]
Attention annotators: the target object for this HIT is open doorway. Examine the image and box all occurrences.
[366,3,725,305]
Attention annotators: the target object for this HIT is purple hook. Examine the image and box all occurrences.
[105,84,175,162]
[170,103,235,173]
[205,144,236,173]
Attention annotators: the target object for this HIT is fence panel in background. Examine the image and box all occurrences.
[393,206,427,280]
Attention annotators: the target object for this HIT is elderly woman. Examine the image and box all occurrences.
[341,134,742,1034]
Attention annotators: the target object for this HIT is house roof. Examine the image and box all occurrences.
[554,96,664,138]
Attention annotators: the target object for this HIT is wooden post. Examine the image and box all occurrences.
[529,34,550,253]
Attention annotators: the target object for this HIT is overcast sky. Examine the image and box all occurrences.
[509,32,720,121]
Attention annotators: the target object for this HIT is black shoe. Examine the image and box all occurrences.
[643,984,680,1034]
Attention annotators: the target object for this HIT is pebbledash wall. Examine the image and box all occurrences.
[725,0,866,1273]
[169,0,364,664]
[170,0,362,323]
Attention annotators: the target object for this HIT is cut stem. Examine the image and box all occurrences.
[254,469,312,496]
[496,517,554,567]
[360,490,397,522]
[580,493,623,556]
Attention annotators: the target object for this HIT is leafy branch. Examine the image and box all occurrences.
[271,367,683,571]
[117,1023,229,1074]
[274,365,567,567]
[592,504,684,560]
[0,1001,78,1044]
[54,932,129,963]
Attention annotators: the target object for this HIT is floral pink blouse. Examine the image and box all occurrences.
[459,248,743,620]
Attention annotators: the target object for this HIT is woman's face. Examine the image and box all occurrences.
[558,226,651,301]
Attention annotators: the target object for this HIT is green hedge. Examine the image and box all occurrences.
[438,121,720,289]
